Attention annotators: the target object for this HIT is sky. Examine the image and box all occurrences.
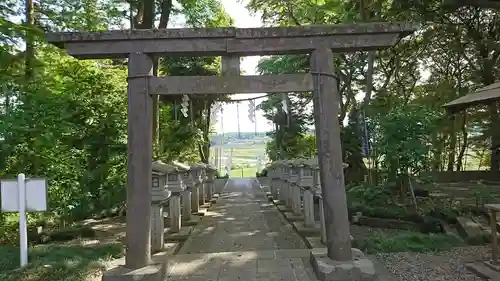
[215,0,274,134]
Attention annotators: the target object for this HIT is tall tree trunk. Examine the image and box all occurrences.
[447,115,457,171]
[431,132,443,171]
[197,101,212,163]
[456,112,468,171]
[490,104,500,170]
[131,0,172,157]
[25,0,34,79]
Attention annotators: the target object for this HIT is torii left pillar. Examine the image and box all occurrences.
[126,52,153,269]
[309,47,376,281]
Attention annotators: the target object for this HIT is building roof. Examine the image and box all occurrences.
[443,81,500,112]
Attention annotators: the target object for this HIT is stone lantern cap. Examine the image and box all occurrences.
[267,163,280,180]
[288,160,301,183]
[153,160,188,193]
[281,161,291,180]
[269,161,282,168]
[151,161,173,203]
[294,159,314,188]
[205,164,216,181]
[152,160,176,174]
[171,161,191,171]
[190,163,205,183]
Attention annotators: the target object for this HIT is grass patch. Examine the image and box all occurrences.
[0,243,124,281]
[231,167,258,178]
[353,231,465,254]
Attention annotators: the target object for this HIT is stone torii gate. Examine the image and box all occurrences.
[46,22,415,280]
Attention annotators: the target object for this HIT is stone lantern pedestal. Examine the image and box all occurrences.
[205,165,217,203]
[181,170,197,216]
[151,161,173,253]
[166,181,184,233]
[194,164,207,206]
[282,164,292,209]
[276,162,286,205]
[299,161,315,228]
[269,165,280,200]
[289,161,302,216]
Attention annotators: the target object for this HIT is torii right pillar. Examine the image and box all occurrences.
[310,47,376,281]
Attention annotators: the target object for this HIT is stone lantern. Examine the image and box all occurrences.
[269,163,280,200]
[280,161,290,205]
[300,158,316,228]
[310,157,350,245]
[307,157,326,244]
[189,164,203,213]
[198,163,207,205]
[286,160,300,211]
[289,159,302,215]
[180,165,196,217]
[205,165,216,202]
[165,163,187,233]
[151,160,173,253]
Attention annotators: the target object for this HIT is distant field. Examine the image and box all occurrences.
[230,167,258,178]
[210,143,267,172]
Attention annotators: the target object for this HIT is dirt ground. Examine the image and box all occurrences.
[63,216,127,281]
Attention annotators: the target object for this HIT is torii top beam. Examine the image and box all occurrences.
[45,22,417,59]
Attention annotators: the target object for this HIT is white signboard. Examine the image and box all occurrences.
[0,174,47,267]
[1,178,47,212]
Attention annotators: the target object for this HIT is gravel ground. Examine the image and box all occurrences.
[350,225,407,239]
[376,246,490,281]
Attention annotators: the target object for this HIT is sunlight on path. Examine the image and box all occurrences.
[166,179,319,281]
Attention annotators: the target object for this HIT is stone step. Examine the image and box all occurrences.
[305,236,324,249]
[277,204,292,212]
[292,221,320,236]
[273,199,285,205]
[164,226,192,242]
[457,216,483,239]
[193,206,209,216]
[465,262,500,280]
[164,215,200,226]
[438,218,456,235]
[484,260,500,272]
[200,202,212,209]
[162,242,181,256]
[164,214,201,226]
[284,211,303,222]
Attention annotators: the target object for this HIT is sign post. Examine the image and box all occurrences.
[1,174,47,267]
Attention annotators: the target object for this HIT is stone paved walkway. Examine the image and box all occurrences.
[166,178,320,281]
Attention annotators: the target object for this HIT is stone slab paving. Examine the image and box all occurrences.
[168,178,319,281]
[166,249,318,281]
[177,178,307,254]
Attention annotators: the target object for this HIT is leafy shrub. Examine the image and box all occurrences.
[420,217,444,234]
[347,183,392,206]
[256,168,268,177]
[349,203,417,221]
